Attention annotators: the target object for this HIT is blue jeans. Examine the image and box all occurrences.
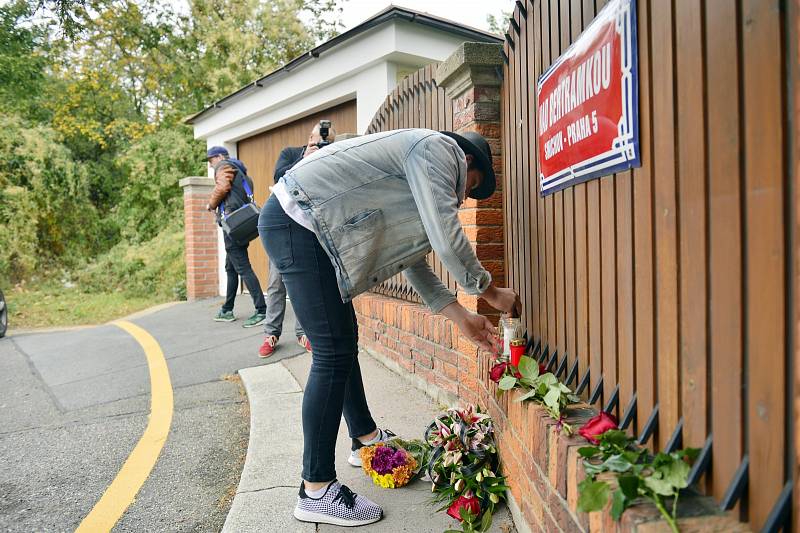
[222,234,266,315]
[258,195,377,482]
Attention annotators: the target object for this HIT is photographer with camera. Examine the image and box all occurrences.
[258,121,337,358]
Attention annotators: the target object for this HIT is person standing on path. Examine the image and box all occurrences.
[258,128,521,527]
[206,148,267,328]
[259,123,337,358]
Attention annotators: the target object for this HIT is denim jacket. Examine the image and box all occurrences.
[280,129,492,313]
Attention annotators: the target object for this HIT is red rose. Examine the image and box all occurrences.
[539,363,547,375]
[447,494,481,522]
[578,412,619,444]
[489,362,508,383]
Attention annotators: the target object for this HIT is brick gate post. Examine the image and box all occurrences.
[179,176,219,300]
[437,42,505,323]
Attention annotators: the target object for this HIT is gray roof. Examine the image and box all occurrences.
[185,6,501,125]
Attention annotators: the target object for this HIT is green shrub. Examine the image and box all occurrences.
[114,127,205,243]
[75,220,186,299]
[0,113,107,285]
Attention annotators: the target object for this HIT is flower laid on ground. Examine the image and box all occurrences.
[359,439,424,489]
[425,406,508,533]
[492,353,580,433]
[576,420,699,533]
[446,491,481,521]
[578,412,619,444]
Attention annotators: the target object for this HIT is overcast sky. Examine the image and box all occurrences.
[338,0,514,33]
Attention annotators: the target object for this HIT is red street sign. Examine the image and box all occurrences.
[536,0,640,196]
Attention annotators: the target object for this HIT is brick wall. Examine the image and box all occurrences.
[180,177,219,300]
[354,43,747,533]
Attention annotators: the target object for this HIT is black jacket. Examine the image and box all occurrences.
[273,146,305,183]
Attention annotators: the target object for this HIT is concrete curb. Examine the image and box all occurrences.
[223,363,313,533]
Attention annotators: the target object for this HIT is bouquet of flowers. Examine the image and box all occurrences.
[425,405,509,533]
[359,438,428,489]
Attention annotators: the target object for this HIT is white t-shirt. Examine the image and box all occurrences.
[272,180,315,232]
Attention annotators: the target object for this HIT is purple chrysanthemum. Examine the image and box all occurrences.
[370,446,409,475]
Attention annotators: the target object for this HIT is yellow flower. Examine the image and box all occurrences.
[370,472,395,488]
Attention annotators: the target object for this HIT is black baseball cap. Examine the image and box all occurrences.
[440,131,496,200]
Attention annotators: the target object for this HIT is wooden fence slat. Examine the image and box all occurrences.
[651,0,680,448]
[706,0,743,501]
[675,0,708,453]
[633,0,656,442]
[600,175,617,409]
[615,168,635,423]
[502,40,513,320]
[587,180,602,403]
[519,6,534,338]
[512,9,522,317]
[527,0,541,342]
[742,0,786,527]
[536,0,549,345]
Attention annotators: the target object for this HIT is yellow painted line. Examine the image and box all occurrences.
[76,320,173,532]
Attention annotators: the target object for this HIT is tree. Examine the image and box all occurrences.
[486,2,514,35]
[0,1,51,120]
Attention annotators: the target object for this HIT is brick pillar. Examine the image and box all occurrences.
[179,176,219,300]
[437,42,505,322]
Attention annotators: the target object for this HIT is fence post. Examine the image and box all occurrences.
[179,176,219,300]
[437,42,505,322]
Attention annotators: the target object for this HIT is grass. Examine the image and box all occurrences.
[6,283,172,330]
[5,221,187,330]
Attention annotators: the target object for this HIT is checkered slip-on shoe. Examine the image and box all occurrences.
[293,481,383,527]
[348,428,397,467]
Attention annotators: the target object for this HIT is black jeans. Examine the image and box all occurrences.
[222,234,266,314]
[258,195,377,482]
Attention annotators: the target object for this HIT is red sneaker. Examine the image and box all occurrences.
[297,335,312,353]
[258,335,279,358]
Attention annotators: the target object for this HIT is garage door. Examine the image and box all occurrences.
[237,100,357,287]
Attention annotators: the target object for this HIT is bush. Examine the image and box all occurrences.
[0,113,106,285]
[114,127,206,243]
[75,220,186,299]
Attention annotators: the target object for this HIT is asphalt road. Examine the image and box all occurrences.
[0,297,305,532]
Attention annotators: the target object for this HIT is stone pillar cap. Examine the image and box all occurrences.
[179,176,214,188]
[436,42,504,100]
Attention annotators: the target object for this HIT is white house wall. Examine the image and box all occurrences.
[195,18,476,297]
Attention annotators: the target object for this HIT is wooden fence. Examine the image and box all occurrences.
[501,0,793,530]
[366,64,458,302]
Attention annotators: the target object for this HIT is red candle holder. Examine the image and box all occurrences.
[510,339,525,367]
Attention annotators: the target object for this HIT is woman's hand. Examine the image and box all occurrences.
[480,285,522,316]
[441,302,497,352]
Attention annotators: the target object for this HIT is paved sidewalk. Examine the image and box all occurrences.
[225,349,517,532]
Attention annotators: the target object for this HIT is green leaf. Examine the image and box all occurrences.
[480,509,493,532]
[577,479,610,513]
[518,356,538,378]
[603,454,634,473]
[578,446,600,458]
[643,472,675,496]
[680,447,701,462]
[516,388,539,402]
[539,373,558,386]
[498,375,517,390]
[597,430,632,450]
[658,456,691,490]
[583,460,608,476]
[617,474,640,499]
[544,387,561,409]
[610,488,628,521]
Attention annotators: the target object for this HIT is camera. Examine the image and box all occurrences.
[316,120,332,148]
